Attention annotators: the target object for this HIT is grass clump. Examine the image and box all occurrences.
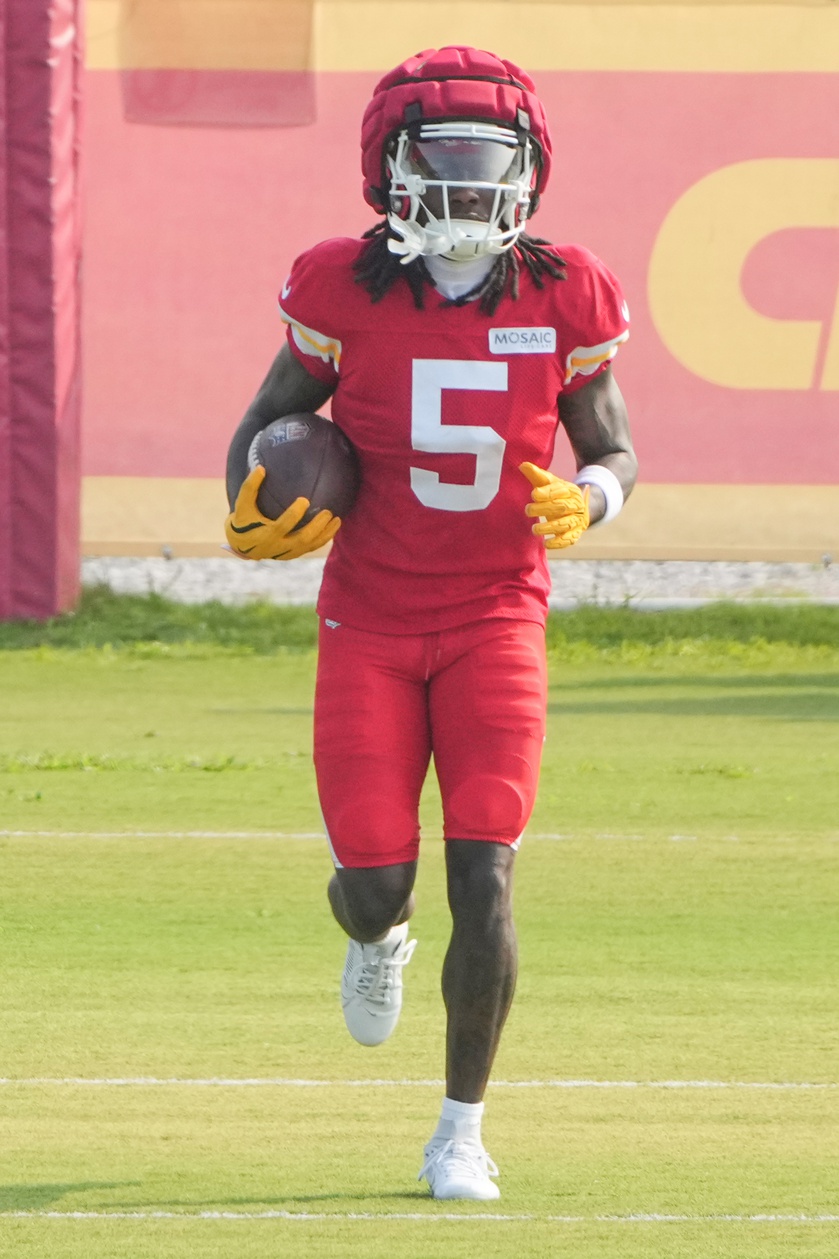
[544,602,839,650]
[0,587,838,658]
[0,586,318,653]
[0,752,275,773]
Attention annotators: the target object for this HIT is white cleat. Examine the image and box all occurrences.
[418,1137,501,1200]
[340,922,417,1046]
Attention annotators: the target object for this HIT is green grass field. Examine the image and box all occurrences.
[1,594,838,1257]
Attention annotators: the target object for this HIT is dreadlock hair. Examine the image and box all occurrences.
[353,220,566,317]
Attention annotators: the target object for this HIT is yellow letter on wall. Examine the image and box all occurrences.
[649,159,839,391]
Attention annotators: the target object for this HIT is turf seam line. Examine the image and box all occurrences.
[3,1210,839,1223]
[1,1077,836,1089]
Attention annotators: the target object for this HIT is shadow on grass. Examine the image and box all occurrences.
[209,706,314,715]
[554,673,839,692]
[547,673,839,721]
[107,1190,432,1210]
[210,678,838,721]
[0,1182,137,1210]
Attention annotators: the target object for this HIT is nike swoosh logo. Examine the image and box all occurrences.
[281,280,292,300]
[229,521,264,534]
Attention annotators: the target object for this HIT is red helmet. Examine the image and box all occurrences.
[361,46,553,216]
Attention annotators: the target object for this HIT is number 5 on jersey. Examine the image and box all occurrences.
[410,360,508,512]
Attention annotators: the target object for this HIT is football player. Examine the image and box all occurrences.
[225,46,637,1200]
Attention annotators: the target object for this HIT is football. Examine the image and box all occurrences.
[246,413,360,526]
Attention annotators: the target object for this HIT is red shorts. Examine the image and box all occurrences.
[314,618,547,868]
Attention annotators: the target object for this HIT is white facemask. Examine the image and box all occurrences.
[384,122,536,265]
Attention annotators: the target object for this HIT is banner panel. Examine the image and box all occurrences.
[0,0,82,619]
[0,0,10,613]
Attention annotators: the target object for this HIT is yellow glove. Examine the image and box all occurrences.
[519,461,590,550]
[224,466,341,560]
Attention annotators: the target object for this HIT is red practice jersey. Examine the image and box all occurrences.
[279,237,628,634]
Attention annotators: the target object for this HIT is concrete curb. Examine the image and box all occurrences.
[82,557,839,609]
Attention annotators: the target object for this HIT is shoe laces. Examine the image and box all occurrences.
[355,937,417,1006]
[418,1137,499,1184]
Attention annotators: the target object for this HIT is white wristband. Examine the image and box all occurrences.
[574,464,624,527]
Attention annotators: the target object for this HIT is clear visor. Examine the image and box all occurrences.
[408,137,524,186]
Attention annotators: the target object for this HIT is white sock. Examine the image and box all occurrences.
[364,922,406,954]
[433,1097,484,1144]
[382,922,407,947]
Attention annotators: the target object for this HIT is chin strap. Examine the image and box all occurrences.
[386,223,451,265]
[386,216,523,266]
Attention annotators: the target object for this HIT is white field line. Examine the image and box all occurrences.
[8,831,835,844]
[11,831,833,843]
[1,1077,837,1090]
[0,831,667,841]
[3,1209,839,1223]
[0,830,325,839]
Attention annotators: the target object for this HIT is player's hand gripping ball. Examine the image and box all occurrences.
[519,461,591,550]
[225,413,360,560]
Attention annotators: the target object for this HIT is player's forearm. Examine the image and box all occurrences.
[557,369,637,525]
[226,408,271,508]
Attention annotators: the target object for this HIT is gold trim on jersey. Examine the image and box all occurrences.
[279,303,342,369]
[564,331,630,384]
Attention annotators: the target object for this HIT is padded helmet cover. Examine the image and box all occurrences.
[361,46,552,213]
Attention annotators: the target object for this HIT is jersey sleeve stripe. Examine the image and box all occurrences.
[278,303,343,369]
[564,330,629,384]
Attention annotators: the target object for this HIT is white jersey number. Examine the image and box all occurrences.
[410,359,508,512]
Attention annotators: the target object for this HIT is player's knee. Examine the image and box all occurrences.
[446,841,515,926]
[335,863,416,940]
